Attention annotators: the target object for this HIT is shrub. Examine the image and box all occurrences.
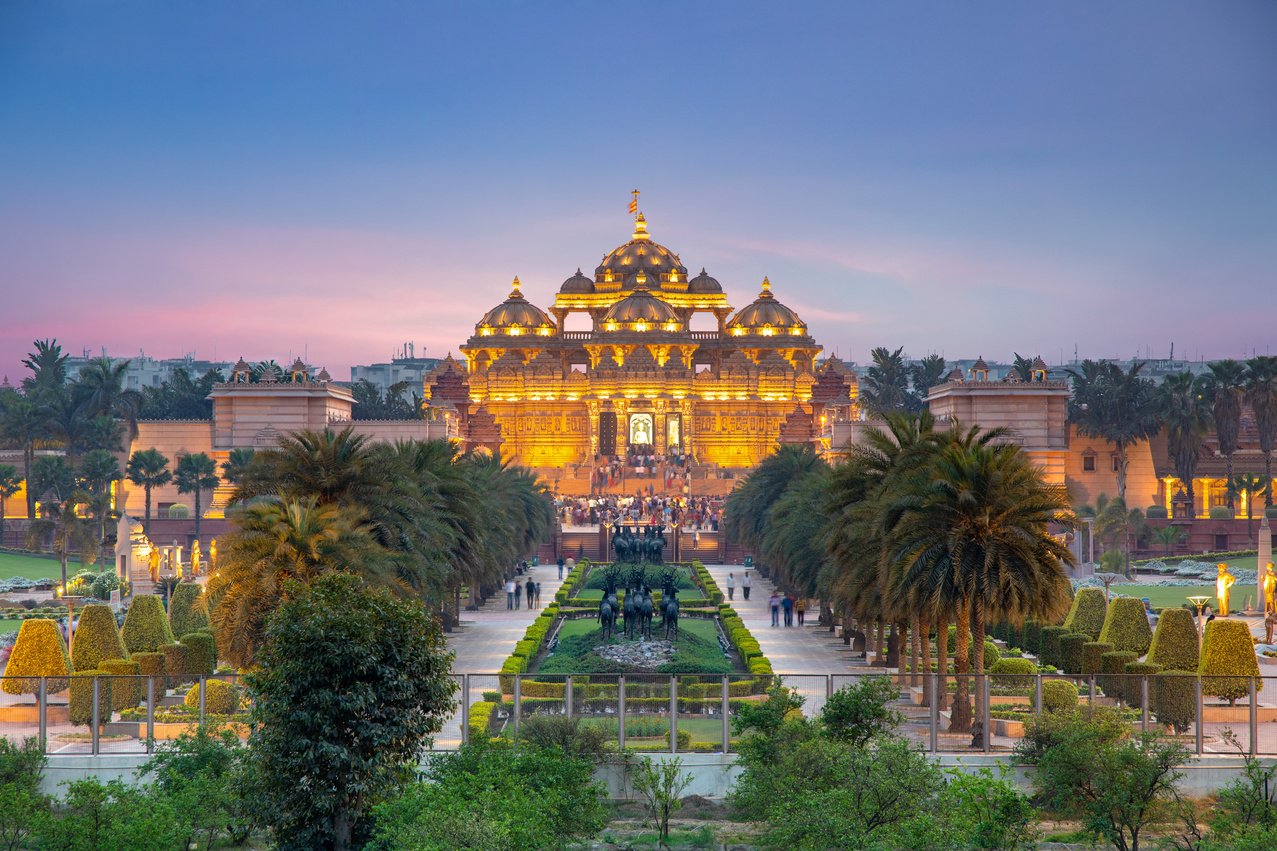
[990,657,1036,689]
[1099,651,1137,701]
[1059,634,1089,676]
[1021,620,1042,656]
[1082,642,1114,677]
[132,651,166,698]
[468,701,498,738]
[1209,505,1232,520]
[1,618,70,694]
[1146,505,1169,519]
[70,603,128,672]
[167,582,208,638]
[69,671,111,726]
[1040,626,1069,668]
[161,643,191,688]
[98,658,142,710]
[180,632,216,677]
[183,679,241,715]
[1123,661,1162,707]
[1200,619,1260,705]
[123,595,175,654]
[1154,671,1196,733]
[1147,608,1200,672]
[978,639,1000,669]
[1098,597,1153,656]
[1042,679,1078,713]
[1062,588,1107,639]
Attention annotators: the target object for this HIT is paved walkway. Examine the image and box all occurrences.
[447,566,565,673]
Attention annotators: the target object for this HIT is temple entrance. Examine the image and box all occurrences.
[599,411,617,456]
[628,413,654,448]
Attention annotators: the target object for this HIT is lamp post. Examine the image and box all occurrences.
[1187,595,1211,650]
[56,586,85,658]
[1095,572,1124,602]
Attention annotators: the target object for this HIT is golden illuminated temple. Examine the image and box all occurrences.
[425,211,857,477]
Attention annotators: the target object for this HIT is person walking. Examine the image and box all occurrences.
[742,571,751,601]
[534,581,542,608]
[525,578,536,610]
[513,580,522,610]
[506,578,516,610]
[726,572,736,601]
[796,596,806,626]
[781,592,794,627]
[769,592,781,627]
[557,556,565,580]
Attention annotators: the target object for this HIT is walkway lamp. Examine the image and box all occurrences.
[1187,595,1212,649]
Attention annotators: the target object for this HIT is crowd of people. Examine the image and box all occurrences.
[586,449,695,493]
[504,574,543,610]
[554,494,724,530]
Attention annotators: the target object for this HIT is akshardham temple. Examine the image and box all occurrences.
[424,212,858,475]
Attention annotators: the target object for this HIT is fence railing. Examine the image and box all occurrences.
[4,672,1276,756]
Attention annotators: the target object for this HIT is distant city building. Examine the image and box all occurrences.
[64,350,235,391]
[349,342,440,393]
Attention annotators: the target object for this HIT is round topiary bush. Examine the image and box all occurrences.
[183,679,241,715]
[1098,597,1153,655]
[1,619,71,695]
[1154,670,1196,733]
[1146,506,1168,519]
[990,657,1036,689]
[168,582,208,638]
[98,658,142,710]
[1200,619,1260,706]
[1099,651,1137,701]
[123,595,175,654]
[70,604,128,672]
[1042,679,1078,713]
[1148,608,1200,672]
[180,632,216,677]
[1082,642,1114,677]
[1209,506,1232,520]
[161,643,191,688]
[1059,633,1089,676]
[131,651,166,698]
[69,670,111,726]
[1039,626,1069,668]
[1124,661,1162,707]
[1063,588,1108,640]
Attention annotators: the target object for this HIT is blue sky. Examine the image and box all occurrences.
[1,1,1274,379]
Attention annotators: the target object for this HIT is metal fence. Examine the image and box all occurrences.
[5,672,1277,757]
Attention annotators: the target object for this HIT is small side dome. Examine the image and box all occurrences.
[727,277,807,337]
[687,268,722,294]
[559,268,594,294]
[476,277,557,337]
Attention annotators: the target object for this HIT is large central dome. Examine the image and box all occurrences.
[593,214,689,293]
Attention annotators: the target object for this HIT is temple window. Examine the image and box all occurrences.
[1082,454,1096,472]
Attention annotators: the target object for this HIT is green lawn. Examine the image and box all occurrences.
[1113,584,1216,611]
[0,617,23,634]
[0,551,68,582]
[536,618,736,675]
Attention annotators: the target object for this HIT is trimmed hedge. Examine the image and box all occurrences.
[123,595,174,654]
[98,658,142,710]
[1059,633,1089,676]
[1082,642,1114,678]
[1098,597,1153,655]
[1099,651,1137,701]
[180,632,216,677]
[1062,588,1108,640]
[1124,661,1162,707]
[468,701,498,738]
[70,604,128,672]
[132,652,166,697]
[1,618,70,694]
[1021,620,1042,656]
[1042,679,1078,713]
[183,679,241,715]
[161,643,191,688]
[989,657,1036,689]
[1200,619,1259,705]
[1039,626,1069,668]
[69,671,111,726]
[1154,671,1196,733]
[168,583,209,638]
[1148,608,1199,672]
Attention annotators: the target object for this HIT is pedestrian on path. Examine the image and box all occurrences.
[557,557,565,579]
[796,596,806,626]
[506,578,516,610]
[769,592,780,627]
[726,572,736,600]
[742,571,751,601]
[781,592,794,627]
[535,581,542,608]
[514,580,522,610]
[525,578,536,609]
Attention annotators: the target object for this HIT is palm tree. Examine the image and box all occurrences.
[0,464,20,544]
[1245,356,1277,507]
[0,393,49,518]
[27,455,97,590]
[126,448,171,532]
[1202,360,1247,509]
[77,449,122,546]
[219,447,256,486]
[74,356,144,439]
[1066,360,1161,501]
[1228,474,1268,541]
[1011,353,1035,382]
[1090,494,1144,576]
[1150,525,1184,558]
[908,354,948,401]
[1159,371,1210,508]
[20,339,69,400]
[175,452,220,539]
[861,346,912,415]
[724,443,827,556]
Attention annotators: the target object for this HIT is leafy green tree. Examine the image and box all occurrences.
[0,737,49,851]
[139,725,260,848]
[1159,370,1210,507]
[1067,360,1161,501]
[247,573,457,851]
[174,452,219,539]
[819,676,903,747]
[27,777,184,851]
[0,463,21,544]
[137,367,222,420]
[631,756,692,848]
[350,378,419,420]
[1245,355,1277,507]
[1203,359,1247,509]
[126,448,170,532]
[861,345,912,415]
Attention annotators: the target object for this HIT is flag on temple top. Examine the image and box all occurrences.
[628,197,638,214]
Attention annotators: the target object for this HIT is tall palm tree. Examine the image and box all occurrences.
[219,447,256,486]
[0,393,48,518]
[908,354,948,401]
[1228,474,1267,540]
[126,448,171,532]
[74,356,144,439]
[1245,356,1277,507]
[175,452,220,539]
[234,427,379,506]
[77,449,122,546]
[724,443,827,556]
[1159,371,1210,508]
[27,455,97,589]
[759,469,830,598]
[1203,360,1247,509]
[20,339,69,400]
[861,346,912,416]
[0,463,20,545]
[1151,525,1184,558]
[1066,360,1161,501]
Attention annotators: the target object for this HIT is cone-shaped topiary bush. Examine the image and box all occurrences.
[1060,633,1089,675]
[1022,620,1042,655]
[132,651,166,698]
[1062,588,1108,640]
[1042,679,1078,712]
[1098,597,1153,655]
[70,604,128,672]
[1040,626,1069,667]
[1124,661,1162,706]
[180,632,216,678]
[989,657,1036,689]
[1200,619,1260,705]
[1148,608,1199,672]
[183,679,241,715]
[1082,641,1114,677]
[161,643,191,688]
[1154,670,1196,733]
[99,658,142,710]
[168,582,208,638]
[123,595,175,654]
[1,619,71,695]
[69,671,111,726]
[1100,651,1137,701]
